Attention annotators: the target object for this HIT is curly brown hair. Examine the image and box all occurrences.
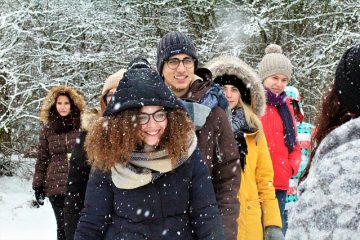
[85,108,194,171]
[299,81,359,183]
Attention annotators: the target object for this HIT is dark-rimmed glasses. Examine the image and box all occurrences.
[166,57,195,70]
[137,109,167,125]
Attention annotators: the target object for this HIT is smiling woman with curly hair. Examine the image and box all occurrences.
[75,59,225,240]
[86,108,193,171]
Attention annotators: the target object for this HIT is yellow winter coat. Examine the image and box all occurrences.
[237,130,282,240]
[206,55,283,240]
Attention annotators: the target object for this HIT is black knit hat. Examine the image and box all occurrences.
[104,62,184,116]
[335,44,360,114]
[214,75,251,106]
[156,31,198,74]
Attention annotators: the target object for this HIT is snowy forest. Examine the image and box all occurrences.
[1,0,359,174]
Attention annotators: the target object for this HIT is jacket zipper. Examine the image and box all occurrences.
[65,134,69,162]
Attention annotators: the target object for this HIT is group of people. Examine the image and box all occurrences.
[32,31,360,240]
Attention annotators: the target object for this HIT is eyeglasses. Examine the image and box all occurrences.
[166,57,195,70]
[137,109,167,125]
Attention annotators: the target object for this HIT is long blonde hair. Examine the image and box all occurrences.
[236,97,263,131]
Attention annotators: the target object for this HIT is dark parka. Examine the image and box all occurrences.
[63,108,100,240]
[75,148,224,240]
[180,78,241,240]
[32,86,86,196]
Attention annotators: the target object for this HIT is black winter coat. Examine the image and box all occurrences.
[74,148,225,240]
[63,131,91,240]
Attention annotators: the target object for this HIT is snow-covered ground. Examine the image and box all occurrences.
[0,160,56,240]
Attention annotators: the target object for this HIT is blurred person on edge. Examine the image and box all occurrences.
[286,44,360,239]
[284,86,315,212]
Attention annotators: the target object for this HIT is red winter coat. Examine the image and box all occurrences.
[260,98,301,190]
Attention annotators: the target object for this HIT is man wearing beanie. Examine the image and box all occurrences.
[258,44,301,235]
[287,45,360,239]
[157,31,240,240]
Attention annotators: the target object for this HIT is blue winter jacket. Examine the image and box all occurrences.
[74,148,225,240]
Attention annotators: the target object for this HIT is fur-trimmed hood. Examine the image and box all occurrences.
[39,85,86,124]
[205,55,266,117]
[81,107,101,132]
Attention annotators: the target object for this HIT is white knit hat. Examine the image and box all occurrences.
[101,69,126,96]
[100,69,126,112]
[258,44,292,81]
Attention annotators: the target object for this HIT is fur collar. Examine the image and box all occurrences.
[81,107,101,132]
[39,86,86,124]
[205,55,266,117]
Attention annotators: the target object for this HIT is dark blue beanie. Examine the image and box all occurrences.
[156,31,198,74]
[104,62,184,116]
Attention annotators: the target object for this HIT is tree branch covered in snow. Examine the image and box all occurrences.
[0,0,359,165]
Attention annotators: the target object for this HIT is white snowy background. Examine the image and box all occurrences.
[0,157,56,240]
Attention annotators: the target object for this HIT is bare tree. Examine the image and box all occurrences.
[1,0,359,171]
[236,0,360,121]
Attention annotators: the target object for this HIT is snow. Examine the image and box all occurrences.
[0,176,56,240]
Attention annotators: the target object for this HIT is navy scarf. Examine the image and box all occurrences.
[231,107,255,170]
[266,89,296,152]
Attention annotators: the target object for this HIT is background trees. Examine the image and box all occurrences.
[0,0,359,173]
[239,0,360,120]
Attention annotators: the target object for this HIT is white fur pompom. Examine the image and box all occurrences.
[265,44,282,54]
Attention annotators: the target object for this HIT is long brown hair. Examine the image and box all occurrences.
[299,81,359,183]
[48,93,81,133]
[85,108,194,171]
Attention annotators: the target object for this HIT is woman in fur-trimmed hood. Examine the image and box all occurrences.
[74,59,225,240]
[206,55,284,240]
[33,85,86,240]
[38,85,86,125]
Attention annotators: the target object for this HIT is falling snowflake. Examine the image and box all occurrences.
[144,210,150,217]
[114,103,121,110]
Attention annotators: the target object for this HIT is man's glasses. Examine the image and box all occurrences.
[137,109,167,125]
[166,57,195,70]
